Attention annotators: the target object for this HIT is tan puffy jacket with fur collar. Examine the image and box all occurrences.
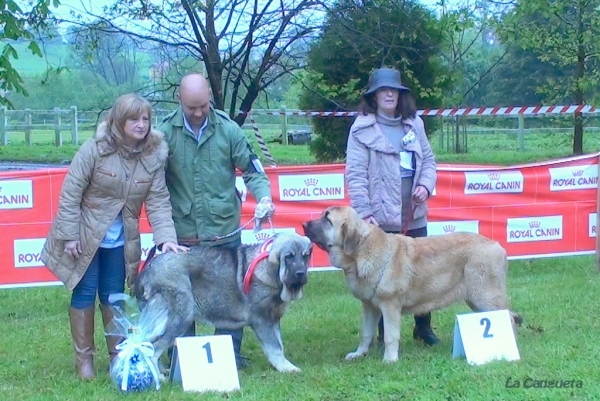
[42,122,177,290]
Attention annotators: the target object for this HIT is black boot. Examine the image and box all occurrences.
[413,312,439,346]
[215,328,247,370]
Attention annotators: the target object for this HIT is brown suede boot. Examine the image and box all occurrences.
[100,304,123,366]
[69,306,96,380]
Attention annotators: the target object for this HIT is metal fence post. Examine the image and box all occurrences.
[280,105,288,146]
[0,106,7,145]
[518,114,525,151]
[54,107,62,146]
[70,105,79,145]
[439,116,444,151]
[24,108,32,145]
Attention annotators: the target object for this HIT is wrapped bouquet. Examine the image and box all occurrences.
[105,293,168,393]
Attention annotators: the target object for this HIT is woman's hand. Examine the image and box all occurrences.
[412,185,430,203]
[363,215,379,226]
[161,242,189,253]
[64,240,82,259]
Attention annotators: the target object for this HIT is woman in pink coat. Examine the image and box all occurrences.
[345,67,438,347]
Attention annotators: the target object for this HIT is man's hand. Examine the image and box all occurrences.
[254,196,275,231]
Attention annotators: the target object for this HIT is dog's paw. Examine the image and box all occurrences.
[344,351,366,361]
[274,361,301,373]
[280,365,301,373]
[382,354,399,363]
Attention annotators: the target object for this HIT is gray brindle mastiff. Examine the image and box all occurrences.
[134,233,312,373]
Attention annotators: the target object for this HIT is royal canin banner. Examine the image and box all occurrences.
[0,154,598,289]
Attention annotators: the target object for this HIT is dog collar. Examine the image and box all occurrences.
[243,238,274,294]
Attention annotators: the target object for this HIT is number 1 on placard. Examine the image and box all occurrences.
[480,317,493,338]
[202,341,214,363]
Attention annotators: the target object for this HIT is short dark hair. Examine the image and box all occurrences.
[359,90,417,119]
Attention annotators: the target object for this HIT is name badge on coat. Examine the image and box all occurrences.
[402,129,416,146]
[400,151,414,177]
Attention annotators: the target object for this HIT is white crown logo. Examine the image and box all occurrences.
[443,225,456,233]
[304,178,318,186]
[254,232,272,241]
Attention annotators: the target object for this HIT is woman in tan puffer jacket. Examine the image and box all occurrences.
[42,93,187,380]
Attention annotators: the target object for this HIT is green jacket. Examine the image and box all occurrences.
[157,106,271,246]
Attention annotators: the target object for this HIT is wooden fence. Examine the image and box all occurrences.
[1,106,598,150]
[0,106,80,146]
[0,106,313,146]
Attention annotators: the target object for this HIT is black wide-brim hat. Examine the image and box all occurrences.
[364,67,410,96]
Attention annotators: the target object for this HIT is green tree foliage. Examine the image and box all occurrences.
[69,0,323,125]
[477,44,571,107]
[0,0,59,107]
[498,0,600,154]
[437,1,502,107]
[300,0,449,162]
[6,69,142,112]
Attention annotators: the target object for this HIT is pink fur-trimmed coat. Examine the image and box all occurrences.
[345,113,436,229]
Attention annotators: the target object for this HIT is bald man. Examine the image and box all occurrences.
[157,74,274,369]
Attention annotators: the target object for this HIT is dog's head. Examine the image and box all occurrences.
[302,206,368,261]
[268,233,312,302]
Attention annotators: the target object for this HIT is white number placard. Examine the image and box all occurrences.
[452,310,520,366]
[170,335,240,393]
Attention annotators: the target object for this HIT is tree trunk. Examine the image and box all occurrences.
[572,32,585,154]
[454,117,462,153]
[233,83,260,127]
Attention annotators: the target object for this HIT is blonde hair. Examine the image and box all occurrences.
[105,93,153,148]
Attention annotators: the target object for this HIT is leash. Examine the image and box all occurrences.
[177,215,275,246]
[368,237,391,302]
[143,216,275,267]
[400,200,416,235]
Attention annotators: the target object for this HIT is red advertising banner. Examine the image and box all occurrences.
[0,154,598,289]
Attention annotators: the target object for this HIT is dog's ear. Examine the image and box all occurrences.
[341,219,362,255]
[268,237,282,266]
[302,236,313,256]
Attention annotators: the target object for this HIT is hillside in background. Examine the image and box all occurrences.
[4,39,153,79]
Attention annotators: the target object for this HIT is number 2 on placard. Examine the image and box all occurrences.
[480,317,493,338]
[202,341,214,363]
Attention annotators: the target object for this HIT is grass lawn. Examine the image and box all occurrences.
[1,126,599,165]
[0,120,599,400]
[0,256,598,400]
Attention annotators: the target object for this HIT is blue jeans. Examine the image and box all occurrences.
[70,246,126,309]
